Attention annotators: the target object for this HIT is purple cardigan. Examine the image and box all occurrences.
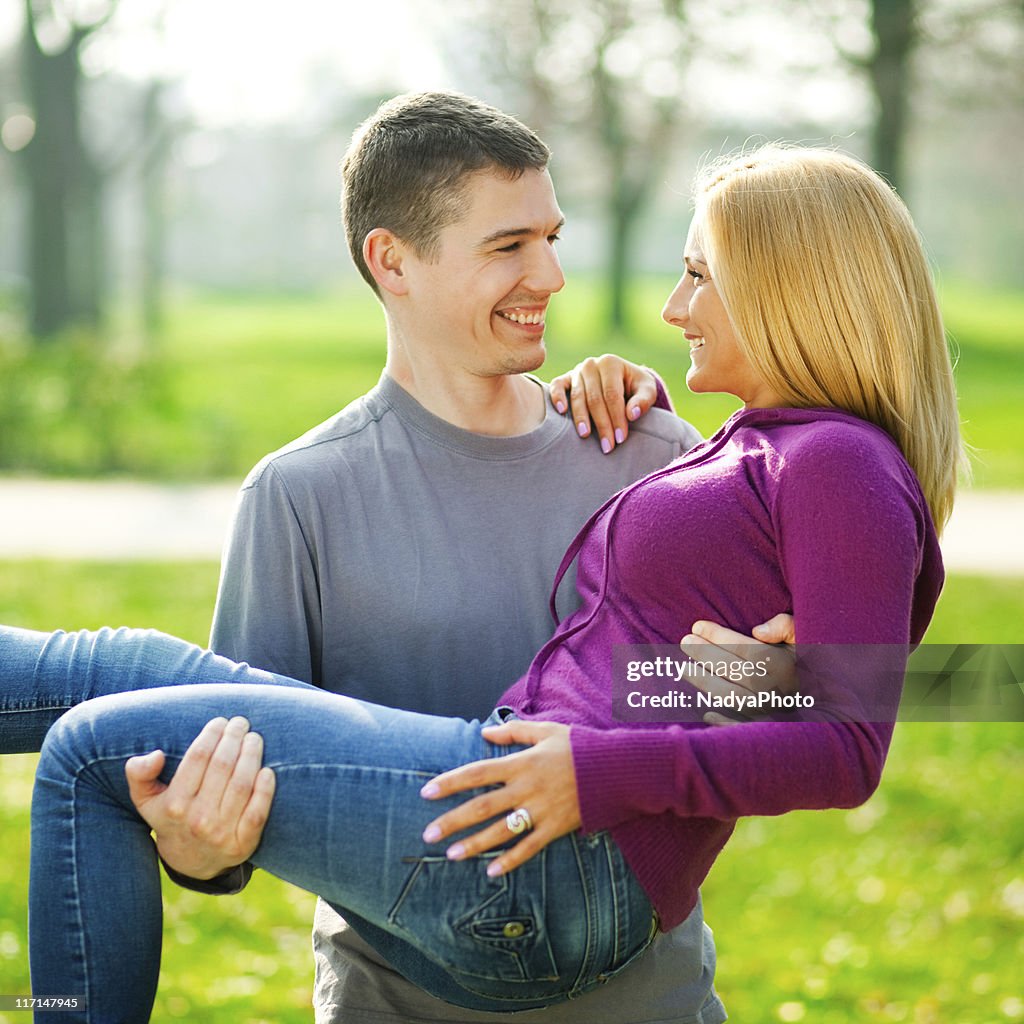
[499,406,944,928]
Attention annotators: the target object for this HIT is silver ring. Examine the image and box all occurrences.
[505,807,534,835]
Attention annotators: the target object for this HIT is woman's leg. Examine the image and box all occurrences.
[31,683,656,1022]
[0,625,311,753]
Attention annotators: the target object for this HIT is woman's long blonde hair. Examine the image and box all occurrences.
[695,144,963,532]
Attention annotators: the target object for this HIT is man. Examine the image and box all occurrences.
[131,91,786,1022]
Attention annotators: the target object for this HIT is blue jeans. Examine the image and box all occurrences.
[0,625,313,753]
[3,627,657,1022]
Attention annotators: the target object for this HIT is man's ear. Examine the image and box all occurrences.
[364,229,409,297]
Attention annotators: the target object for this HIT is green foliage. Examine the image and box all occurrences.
[707,721,1024,1024]
[0,560,219,640]
[925,575,1024,645]
[0,279,1021,484]
[938,282,1024,487]
[0,334,174,477]
[0,562,1021,1022]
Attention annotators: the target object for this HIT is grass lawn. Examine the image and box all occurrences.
[0,562,1022,1022]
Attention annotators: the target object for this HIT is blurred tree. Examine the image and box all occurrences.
[132,3,183,346]
[772,0,920,192]
[916,0,1024,101]
[441,0,691,334]
[139,78,174,343]
[593,0,689,333]
[817,0,1024,193]
[20,0,118,339]
[866,0,917,190]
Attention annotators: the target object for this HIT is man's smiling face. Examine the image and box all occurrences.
[400,167,566,377]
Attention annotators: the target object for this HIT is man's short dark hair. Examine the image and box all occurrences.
[341,91,551,294]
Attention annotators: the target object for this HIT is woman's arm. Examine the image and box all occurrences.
[547,354,677,454]
[420,720,582,878]
[573,427,940,830]
[572,717,891,831]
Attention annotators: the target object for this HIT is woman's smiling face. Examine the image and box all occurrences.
[661,215,784,410]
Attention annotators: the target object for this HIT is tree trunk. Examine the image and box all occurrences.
[22,6,77,338]
[607,182,644,335]
[72,154,105,329]
[607,200,630,334]
[20,0,106,340]
[868,0,917,192]
[140,80,170,343]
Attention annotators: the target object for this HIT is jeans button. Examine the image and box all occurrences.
[503,921,526,939]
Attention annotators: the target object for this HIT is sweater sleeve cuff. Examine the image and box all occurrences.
[651,372,675,413]
[160,859,254,895]
[570,725,680,832]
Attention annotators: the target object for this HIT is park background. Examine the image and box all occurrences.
[0,0,1022,1020]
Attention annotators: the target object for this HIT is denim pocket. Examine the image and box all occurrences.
[594,907,659,986]
[388,850,560,986]
[593,838,659,987]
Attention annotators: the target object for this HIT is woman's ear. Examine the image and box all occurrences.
[363,229,409,297]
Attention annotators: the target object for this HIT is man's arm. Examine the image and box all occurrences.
[128,464,323,890]
[125,717,275,884]
[210,463,322,680]
[680,615,798,726]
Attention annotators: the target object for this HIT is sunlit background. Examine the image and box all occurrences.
[1,0,1021,334]
[0,2,1022,1022]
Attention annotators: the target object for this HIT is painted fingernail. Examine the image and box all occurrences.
[628,405,641,420]
[486,861,505,877]
[601,437,612,454]
[577,422,589,437]
[420,782,440,799]
[422,824,442,843]
[555,400,567,414]
[447,842,466,861]
[615,428,625,444]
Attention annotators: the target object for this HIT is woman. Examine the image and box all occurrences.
[5,145,961,1021]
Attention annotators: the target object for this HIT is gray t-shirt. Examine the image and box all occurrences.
[210,373,726,1023]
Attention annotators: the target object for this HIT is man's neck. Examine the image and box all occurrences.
[384,350,545,438]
